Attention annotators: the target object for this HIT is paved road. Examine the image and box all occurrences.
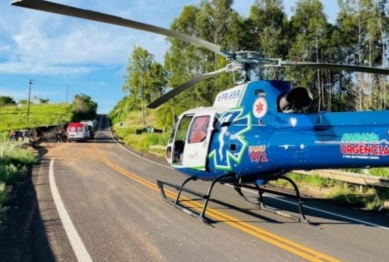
[31,115,389,262]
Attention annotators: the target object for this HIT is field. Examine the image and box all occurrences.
[0,103,73,132]
[0,102,73,217]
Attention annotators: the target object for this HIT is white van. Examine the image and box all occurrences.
[67,122,87,142]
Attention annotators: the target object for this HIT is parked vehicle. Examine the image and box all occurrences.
[80,120,95,139]
[92,119,98,129]
[67,122,87,142]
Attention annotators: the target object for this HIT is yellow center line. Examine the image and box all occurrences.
[93,136,340,262]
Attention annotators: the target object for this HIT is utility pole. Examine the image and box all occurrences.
[27,79,35,121]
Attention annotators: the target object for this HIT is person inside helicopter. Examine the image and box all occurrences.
[278,87,313,113]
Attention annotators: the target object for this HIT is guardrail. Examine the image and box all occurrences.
[149,145,389,189]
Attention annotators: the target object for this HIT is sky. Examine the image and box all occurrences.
[0,0,338,114]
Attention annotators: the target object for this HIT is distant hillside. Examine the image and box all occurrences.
[0,103,73,132]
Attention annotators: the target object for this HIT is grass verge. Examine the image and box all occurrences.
[0,135,39,220]
[270,172,389,211]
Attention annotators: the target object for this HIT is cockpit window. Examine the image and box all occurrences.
[188,116,210,144]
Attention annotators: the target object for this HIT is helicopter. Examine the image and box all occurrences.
[12,0,389,224]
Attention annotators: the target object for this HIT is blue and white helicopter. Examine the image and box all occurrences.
[13,0,389,223]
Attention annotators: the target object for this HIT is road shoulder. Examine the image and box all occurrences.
[0,145,75,261]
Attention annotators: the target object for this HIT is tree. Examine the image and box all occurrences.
[248,0,288,57]
[287,0,333,111]
[39,98,49,104]
[122,46,166,127]
[0,96,16,107]
[336,0,388,111]
[108,96,137,124]
[162,0,241,127]
[72,94,98,121]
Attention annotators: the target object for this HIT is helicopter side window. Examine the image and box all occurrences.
[188,116,210,144]
[255,89,265,96]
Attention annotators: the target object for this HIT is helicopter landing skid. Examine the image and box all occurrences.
[157,174,235,223]
[233,177,310,224]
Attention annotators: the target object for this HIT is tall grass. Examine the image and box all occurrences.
[112,110,170,154]
[268,172,389,210]
[121,132,170,152]
[0,137,39,219]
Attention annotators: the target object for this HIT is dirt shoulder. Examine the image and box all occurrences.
[0,144,55,262]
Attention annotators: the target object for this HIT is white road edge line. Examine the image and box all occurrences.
[49,158,93,262]
[103,115,389,230]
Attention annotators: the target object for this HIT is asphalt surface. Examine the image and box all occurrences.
[3,114,389,262]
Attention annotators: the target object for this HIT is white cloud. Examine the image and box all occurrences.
[1,0,340,76]
[0,61,96,75]
[0,41,11,52]
[12,19,169,64]
[1,0,185,76]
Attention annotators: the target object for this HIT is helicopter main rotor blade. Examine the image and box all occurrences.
[277,61,389,75]
[11,0,224,56]
[147,67,227,109]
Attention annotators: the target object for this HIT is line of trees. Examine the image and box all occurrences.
[0,96,51,107]
[110,0,389,128]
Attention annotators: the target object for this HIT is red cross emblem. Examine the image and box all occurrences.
[256,102,264,113]
[253,97,267,118]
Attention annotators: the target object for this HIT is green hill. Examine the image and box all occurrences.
[0,103,73,132]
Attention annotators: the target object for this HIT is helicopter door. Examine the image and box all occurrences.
[182,113,215,170]
[165,114,193,165]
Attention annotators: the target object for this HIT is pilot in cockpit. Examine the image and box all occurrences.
[278,87,313,113]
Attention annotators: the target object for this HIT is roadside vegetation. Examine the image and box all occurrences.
[110,110,170,156]
[0,94,98,221]
[270,172,389,210]
[0,134,39,220]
